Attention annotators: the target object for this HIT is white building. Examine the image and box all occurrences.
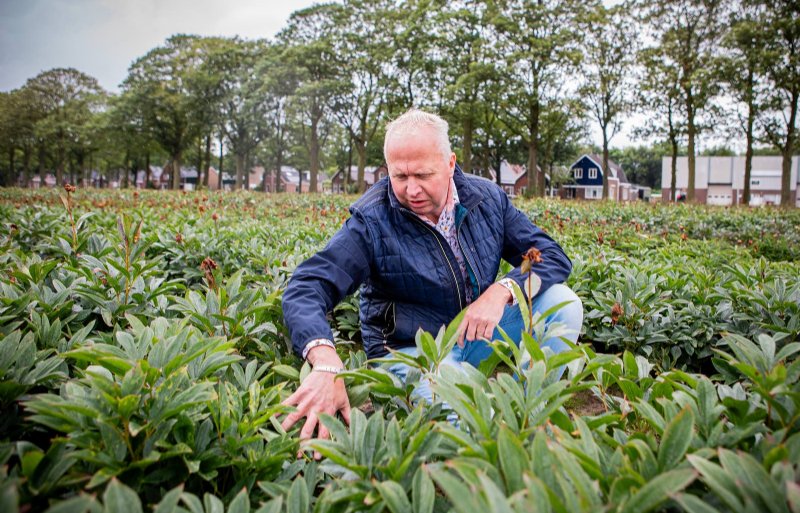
[661,155,800,206]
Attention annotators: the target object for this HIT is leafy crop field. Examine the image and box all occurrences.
[1,187,799,513]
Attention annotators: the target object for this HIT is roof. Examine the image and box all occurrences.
[587,154,628,183]
[333,165,384,185]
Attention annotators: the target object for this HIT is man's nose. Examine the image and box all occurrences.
[407,177,421,196]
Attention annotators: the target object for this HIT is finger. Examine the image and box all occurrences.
[299,413,318,442]
[281,410,303,431]
[341,404,351,426]
[465,320,479,343]
[315,424,331,461]
[281,389,303,407]
[297,413,318,458]
[456,317,467,348]
[482,323,495,341]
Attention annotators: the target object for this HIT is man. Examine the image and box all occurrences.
[281,109,582,452]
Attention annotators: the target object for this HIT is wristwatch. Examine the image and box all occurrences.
[312,365,345,374]
[497,278,519,305]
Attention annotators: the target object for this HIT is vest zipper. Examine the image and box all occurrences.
[410,216,464,311]
[456,211,482,297]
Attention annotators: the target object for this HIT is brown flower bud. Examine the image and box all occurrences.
[611,303,624,326]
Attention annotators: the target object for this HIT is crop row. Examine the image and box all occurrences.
[0,188,798,512]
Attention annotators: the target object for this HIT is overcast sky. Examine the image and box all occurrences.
[0,0,319,92]
[1,0,737,150]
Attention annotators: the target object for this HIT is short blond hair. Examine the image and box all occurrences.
[384,109,452,161]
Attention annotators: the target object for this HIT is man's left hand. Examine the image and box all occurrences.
[457,283,512,347]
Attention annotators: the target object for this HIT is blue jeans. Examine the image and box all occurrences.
[387,283,583,405]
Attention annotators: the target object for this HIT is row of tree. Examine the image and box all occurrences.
[0,0,798,205]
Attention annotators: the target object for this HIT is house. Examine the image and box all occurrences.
[563,154,633,201]
[159,164,199,190]
[30,173,56,189]
[486,161,530,197]
[206,167,236,190]
[330,165,388,193]
[661,155,800,206]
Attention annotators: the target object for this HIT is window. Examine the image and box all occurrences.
[591,189,598,198]
[589,168,598,179]
[574,168,583,179]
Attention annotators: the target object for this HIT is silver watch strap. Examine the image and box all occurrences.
[312,365,345,374]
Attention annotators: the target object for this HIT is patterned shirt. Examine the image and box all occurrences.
[418,179,474,303]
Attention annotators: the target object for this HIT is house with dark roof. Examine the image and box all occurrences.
[562,154,634,201]
[330,164,388,193]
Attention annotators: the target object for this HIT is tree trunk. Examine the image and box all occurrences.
[196,137,203,190]
[235,152,245,190]
[345,132,353,193]
[743,110,754,206]
[7,146,15,187]
[781,90,797,207]
[356,139,367,194]
[218,133,224,190]
[56,145,65,186]
[123,151,130,189]
[37,143,46,187]
[172,153,181,190]
[275,148,283,194]
[203,134,211,188]
[462,117,473,175]
[145,153,151,189]
[602,131,610,200]
[22,146,31,187]
[310,114,320,193]
[526,140,539,198]
[686,96,696,203]
[527,102,541,197]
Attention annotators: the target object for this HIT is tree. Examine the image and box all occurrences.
[279,4,342,193]
[491,0,583,197]
[720,1,770,206]
[759,0,800,207]
[580,3,637,200]
[436,0,498,175]
[636,46,686,202]
[123,35,205,189]
[641,0,726,203]
[202,37,273,190]
[0,88,43,186]
[328,0,397,193]
[25,68,105,186]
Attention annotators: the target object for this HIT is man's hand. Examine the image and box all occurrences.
[457,282,513,347]
[281,345,351,460]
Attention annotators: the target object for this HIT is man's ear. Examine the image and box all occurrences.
[448,153,456,176]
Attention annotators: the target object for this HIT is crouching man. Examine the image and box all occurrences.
[281,109,583,450]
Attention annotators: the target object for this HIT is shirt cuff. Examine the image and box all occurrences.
[497,278,519,305]
[301,338,335,360]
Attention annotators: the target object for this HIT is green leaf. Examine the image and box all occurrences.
[286,477,309,513]
[376,480,412,513]
[412,467,435,513]
[672,493,723,513]
[227,488,250,513]
[620,469,696,513]
[686,454,742,511]
[103,479,142,513]
[44,495,101,513]
[658,407,694,471]
[498,426,527,493]
[153,486,183,513]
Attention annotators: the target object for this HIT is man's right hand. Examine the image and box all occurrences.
[280,345,351,460]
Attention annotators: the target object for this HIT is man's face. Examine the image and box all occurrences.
[385,128,456,223]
